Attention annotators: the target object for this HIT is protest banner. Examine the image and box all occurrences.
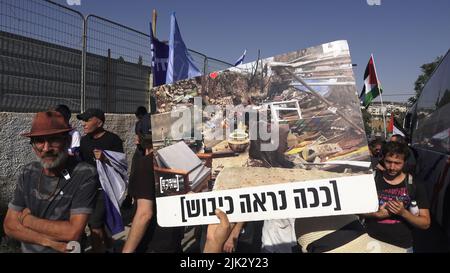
[150,40,378,226]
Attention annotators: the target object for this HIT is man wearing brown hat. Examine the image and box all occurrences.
[3,111,98,253]
[77,108,124,252]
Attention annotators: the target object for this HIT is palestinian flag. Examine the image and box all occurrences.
[359,55,383,108]
[387,115,406,137]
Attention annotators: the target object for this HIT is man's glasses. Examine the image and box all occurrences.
[30,135,66,150]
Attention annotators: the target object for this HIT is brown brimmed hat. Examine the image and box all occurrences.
[21,111,72,137]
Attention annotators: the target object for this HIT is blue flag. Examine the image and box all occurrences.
[150,23,169,87]
[96,150,128,236]
[234,49,247,66]
[166,13,202,84]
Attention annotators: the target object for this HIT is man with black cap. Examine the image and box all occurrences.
[77,108,124,252]
[3,111,98,252]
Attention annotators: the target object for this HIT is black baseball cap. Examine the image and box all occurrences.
[76,108,105,122]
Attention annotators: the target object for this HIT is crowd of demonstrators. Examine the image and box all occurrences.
[3,104,186,254]
[76,108,124,253]
[3,106,194,253]
[3,111,98,253]
[122,134,184,253]
[3,104,433,254]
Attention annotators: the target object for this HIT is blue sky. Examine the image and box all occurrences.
[66,0,450,102]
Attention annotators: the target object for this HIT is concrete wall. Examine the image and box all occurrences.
[0,112,137,217]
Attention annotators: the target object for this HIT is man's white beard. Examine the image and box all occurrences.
[38,151,68,169]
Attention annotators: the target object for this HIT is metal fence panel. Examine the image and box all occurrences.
[0,0,83,112]
[0,0,233,114]
[205,57,234,74]
[188,49,207,75]
[85,15,152,114]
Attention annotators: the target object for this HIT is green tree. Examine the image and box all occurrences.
[408,56,442,104]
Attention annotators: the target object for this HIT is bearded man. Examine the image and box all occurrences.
[3,111,98,253]
[364,141,430,252]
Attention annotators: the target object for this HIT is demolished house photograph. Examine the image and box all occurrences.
[150,41,379,227]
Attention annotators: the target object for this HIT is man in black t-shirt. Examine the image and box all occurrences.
[122,106,151,209]
[122,134,184,253]
[77,109,123,167]
[364,142,430,251]
[77,108,124,253]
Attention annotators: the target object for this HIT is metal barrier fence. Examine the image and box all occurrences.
[0,0,233,114]
[84,15,153,113]
[204,56,236,74]
[0,0,84,112]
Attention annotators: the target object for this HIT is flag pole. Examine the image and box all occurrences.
[379,93,387,139]
[371,54,387,139]
[148,9,158,111]
[152,9,157,38]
